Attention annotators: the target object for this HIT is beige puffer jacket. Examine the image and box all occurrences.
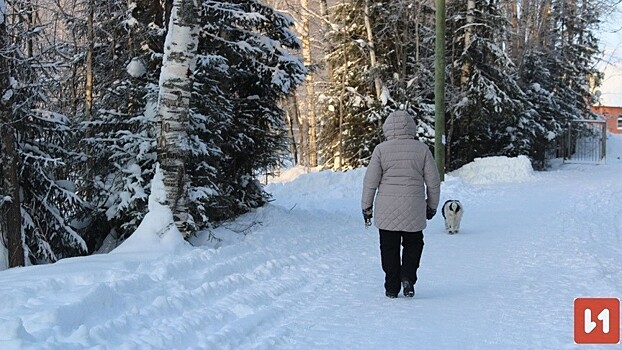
[361,111,441,232]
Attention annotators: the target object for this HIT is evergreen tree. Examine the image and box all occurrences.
[78,0,163,249]
[191,0,306,224]
[1,0,88,263]
[546,0,602,123]
[516,0,602,168]
[445,0,530,169]
[373,1,437,142]
[319,0,380,169]
[320,0,437,169]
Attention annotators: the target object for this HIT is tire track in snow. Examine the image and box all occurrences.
[54,205,365,349]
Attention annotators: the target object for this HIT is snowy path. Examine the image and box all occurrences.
[262,164,622,349]
[1,153,622,348]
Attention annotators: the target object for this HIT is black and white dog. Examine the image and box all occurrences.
[442,200,463,234]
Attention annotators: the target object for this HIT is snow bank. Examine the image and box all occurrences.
[268,165,323,184]
[450,155,534,185]
[112,165,188,254]
[269,166,363,192]
[266,167,364,215]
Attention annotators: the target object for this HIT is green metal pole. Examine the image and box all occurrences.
[434,0,446,181]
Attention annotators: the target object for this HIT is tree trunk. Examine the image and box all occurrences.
[319,0,332,78]
[85,1,94,124]
[337,49,348,170]
[0,0,26,268]
[461,0,476,89]
[509,0,519,55]
[285,100,298,165]
[536,0,552,47]
[155,0,199,237]
[0,126,26,268]
[364,0,383,100]
[514,0,531,74]
[292,93,307,166]
[415,1,421,64]
[300,0,317,167]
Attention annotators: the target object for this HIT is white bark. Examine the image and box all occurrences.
[300,0,318,167]
[155,0,199,237]
[85,2,94,121]
[364,0,383,101]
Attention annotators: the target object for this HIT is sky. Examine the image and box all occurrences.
[0,134,621,349]
[597,5,622,106]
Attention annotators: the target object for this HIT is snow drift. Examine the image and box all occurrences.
[112,165,189,254]
[449,155,534,185]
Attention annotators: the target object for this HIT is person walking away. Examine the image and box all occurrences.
[361,110,441,298]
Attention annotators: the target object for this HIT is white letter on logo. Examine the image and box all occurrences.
[597,309,610,334]
[585,309,597,334]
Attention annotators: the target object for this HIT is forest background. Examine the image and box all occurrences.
[0,0,617,268]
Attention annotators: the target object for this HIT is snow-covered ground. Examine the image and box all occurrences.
[1,135,622,349]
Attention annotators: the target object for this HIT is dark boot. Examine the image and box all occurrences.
[402,279,414,297]
[386,291,398,299]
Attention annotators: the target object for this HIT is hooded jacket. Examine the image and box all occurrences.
[361,111,441,232]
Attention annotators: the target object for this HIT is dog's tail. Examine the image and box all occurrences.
[442,200,462,220]
[442,200,451,219]
[451,201,462,214]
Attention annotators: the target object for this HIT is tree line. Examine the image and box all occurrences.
[0,0,608,268]
[276,0,605,172]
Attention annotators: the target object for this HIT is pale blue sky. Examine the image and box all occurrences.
[597,5,622,106]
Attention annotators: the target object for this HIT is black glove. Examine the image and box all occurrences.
[426,207,436,220]
[362,207,373,227]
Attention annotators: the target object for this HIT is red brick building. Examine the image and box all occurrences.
[592,106,622,134]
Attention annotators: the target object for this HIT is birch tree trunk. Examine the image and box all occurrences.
[515,0,531,72]
[364,0,383,100]
[300,0,317,167]
[85,2,94,121]
[292,93,307,166]
[319,0,333,78]
[155,0,199,237]
[337,49,348,171]
[0,2,25,267]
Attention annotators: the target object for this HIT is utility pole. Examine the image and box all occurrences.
[434,0,446,181]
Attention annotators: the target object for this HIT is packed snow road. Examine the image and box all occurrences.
[0,135,621,349]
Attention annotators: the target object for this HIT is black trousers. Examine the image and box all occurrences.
[379,229,424,294]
